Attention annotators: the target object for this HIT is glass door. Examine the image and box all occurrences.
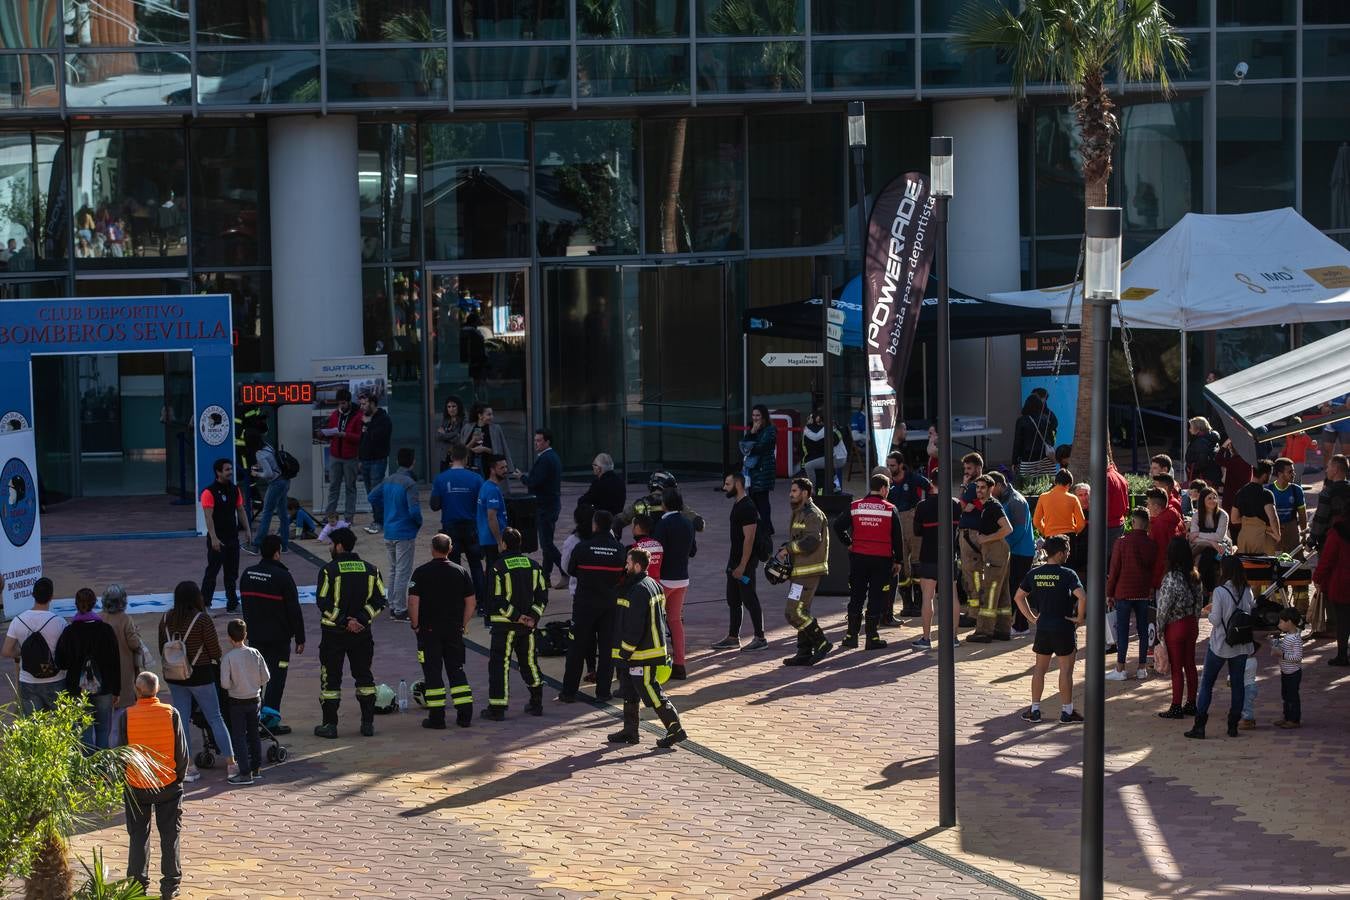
[429,269,530,472]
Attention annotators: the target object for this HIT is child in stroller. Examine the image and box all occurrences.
[190,684,288,770]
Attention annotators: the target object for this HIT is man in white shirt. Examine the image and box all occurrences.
[2,578,68,714]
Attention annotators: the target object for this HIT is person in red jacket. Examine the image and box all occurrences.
[1314,514,1350,665]
[1152,473,1183,519]
[1146,488,1182,590]
[318,388,363,525]
[1105,459,1129,563]
[1106,507,1157,680]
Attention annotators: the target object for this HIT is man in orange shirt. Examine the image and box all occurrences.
[114,672,190,900]
[1032,469,1086,559]
[1281,420,1313,484]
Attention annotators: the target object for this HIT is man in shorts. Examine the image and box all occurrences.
[1012,536,1087,725]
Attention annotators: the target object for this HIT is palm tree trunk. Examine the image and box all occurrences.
[660,117,688,253]
[24,831,72,900]
[1068,173,1110,479]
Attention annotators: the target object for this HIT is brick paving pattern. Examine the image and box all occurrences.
[9,478,1348,898]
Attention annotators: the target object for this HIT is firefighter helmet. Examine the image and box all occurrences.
[411,680,427,708]
[764,556,792,585]
[648,471,677,494]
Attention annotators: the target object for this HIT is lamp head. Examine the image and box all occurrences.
[847,101,867,150]
[1084,206,1122,301]
[929,136,953,198]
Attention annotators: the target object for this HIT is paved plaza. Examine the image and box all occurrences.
[18,480,1350,898]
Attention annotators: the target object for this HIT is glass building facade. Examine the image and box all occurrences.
[1,0,1346,491]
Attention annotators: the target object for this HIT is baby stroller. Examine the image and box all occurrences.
[190,686,289,768]
[1239,546,1318,631]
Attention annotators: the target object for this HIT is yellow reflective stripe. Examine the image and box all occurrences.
[629,647,666,661]
[620,641,637,652]
[524,632,541,684]
[616,597,631,608]
[504,556,532,569]
[417,650,425,663]
[423,687,447,697]
[449,685,472,695]
[790,540,803,553]
[641,667,661,707]
[648,593,664,657]
[793,562,828,576]
[337,560,366,573]
[277,660,288,669]
[363,603,379,620]
[355,686,376,696]
[319,690,340,700]
[488,614,514,624]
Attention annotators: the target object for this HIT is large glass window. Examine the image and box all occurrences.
[1032,106,1084,237]
[1217,0,1293,26]
[1306,0,1350,23]
[326,0,445,42]
[534,120,639,257]
[920,0,999,33]
[193,270,273,376]
[196,50,322,105]
[1,4,60,47]
[697,42,805,94]
[1119,98,1203,236]
[1216,84,1295,213]
[577,44,690,98]
[643,117,745,253]
[453,0,568,40]
[813,1,911,33]
[578,0,688,37]
[196,0,320,43]
[359,123,417,263]
[697,0,803,36]
[70,128,187,265]
[1304,30,1350,78]
[748,114,844,249]
[326,48,447,101]
[63,52,192,107]
[1217,30,1295,80]
[455,46,570,101]
[920,40,1009,88]
[423,121,530,260]
[63,0,190,46]
[0,130,66,272]
[0,54,59,109]
[1302,82,1350,230]
[191,126,269,267]
[361,267,427,476]
[812,39,914,92]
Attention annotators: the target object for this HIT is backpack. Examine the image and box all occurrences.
[78,657,103,695]
[1220,586,1255,647]
[161,612,204,681]
[18,614,60,679]
[277,447,301,480]
[537,621,571,657]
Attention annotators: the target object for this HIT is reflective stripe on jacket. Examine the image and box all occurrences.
[787,500,829,577]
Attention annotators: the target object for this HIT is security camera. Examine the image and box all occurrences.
[1233,61,1248,80]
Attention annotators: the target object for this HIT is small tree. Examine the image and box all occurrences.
[0,693,155,899]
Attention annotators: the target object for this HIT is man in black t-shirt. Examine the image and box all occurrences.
[408,532,477,729]
[1013,536,1087,725]
[714,472,767,651]
[967,476,1013,643]
[1233,459,1280,555]
[201,458,253,613]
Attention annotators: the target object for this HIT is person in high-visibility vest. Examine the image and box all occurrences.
[606,547,687,748]
[774,477,832,665]
[838,474,903,650]
[483,528,547,720]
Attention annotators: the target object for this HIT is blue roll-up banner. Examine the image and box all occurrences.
[0,295,235,536]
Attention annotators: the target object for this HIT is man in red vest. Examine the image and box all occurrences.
[839,474,904,650]
[114,671,189,900]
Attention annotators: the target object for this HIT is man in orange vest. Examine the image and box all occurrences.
[113,671,189,900]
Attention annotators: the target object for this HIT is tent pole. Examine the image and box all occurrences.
[1179,329,1188,461]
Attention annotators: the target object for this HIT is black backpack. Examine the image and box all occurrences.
[277,447,301,480]
[19,614,60,679]
[1221,587,1255,647]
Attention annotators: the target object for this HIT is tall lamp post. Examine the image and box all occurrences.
[848,101,871,469]
[1080,206,1121,900]
[930,136,956,829]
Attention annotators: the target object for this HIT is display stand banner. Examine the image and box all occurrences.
[0,429,43,617]
[309,355,389,516]
[1020,330,1081,450]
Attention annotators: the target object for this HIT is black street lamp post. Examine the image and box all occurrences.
[849,101,870,470]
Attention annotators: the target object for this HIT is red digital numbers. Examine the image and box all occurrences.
[239,382,315,406]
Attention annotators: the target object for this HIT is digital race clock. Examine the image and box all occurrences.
[238,381,315,406]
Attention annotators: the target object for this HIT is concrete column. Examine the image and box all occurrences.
[932,99,1023,462]
[268,115,364,503]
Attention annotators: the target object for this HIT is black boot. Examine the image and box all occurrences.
[1184,713,1207,739]
[808,622,833,663]
[1226,712,1241,737]
[456,704,473,728]
[480,706,506,721]
[864,633,888,650]
[841,634,859,649]
[525,687,543,716]
[1181,701,1197,717]
[608,702,640,745]
[1157,704,1184,719]
[783,629,812,666]
[655,704,687,749]
[422,711,446,729]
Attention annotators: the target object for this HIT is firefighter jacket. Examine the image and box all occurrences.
[316,553,387,632]
[616,493,706,535]
[488,552,548,626]
[239,558,306,646]
[784,500,829,578]
[567,536,627,605]
[612,574,670,665]
[845,495,904,560]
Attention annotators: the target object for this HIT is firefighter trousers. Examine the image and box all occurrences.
[959,529,983,608]
[899,508,919,587]
[253,639,290,717]
[418,631,472,722]
[617,664,677,714]
[847,553,891,638]
[488,625,541,707]
[563,597,615,700]
[975,538,1013,638]
[319,630,376,726]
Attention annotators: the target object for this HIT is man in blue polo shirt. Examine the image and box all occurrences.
[430,443,485,600]
[477,454,510,576]
[991,471,1037,637]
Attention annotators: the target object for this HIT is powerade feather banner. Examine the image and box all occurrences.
[864,172,936,466]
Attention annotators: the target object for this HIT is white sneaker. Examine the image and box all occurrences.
[184,767,201,784]
[1135,668,1149,681]
[1105,669,1128,682]
[364,523,381,534]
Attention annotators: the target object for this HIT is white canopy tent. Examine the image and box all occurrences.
[989,208,1350,451]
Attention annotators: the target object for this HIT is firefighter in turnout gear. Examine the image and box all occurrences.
[607,547,688,748]
[408,532,478,728]
[776,477,833,666]
[966,475,1014,642]
[483,528,547,720]
[886,452,931,622]
[838,474,904,650]
[614,471,706,539]
[313,528,386,738]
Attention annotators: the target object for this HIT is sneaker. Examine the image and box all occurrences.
[1010,628,1030,639]
[270,724,292,736]
[555,693,577,704]
[1276,720,1301,729]
[241,545,259,556]
[878,617,901,629]
[911,637,933,651]
[1059,710,1084,725]
[741,636,769,651]
[582,672,597,684]
[422,717,447,730]
[388,609,410,622]
[227,772,253,785]
[1105,669,1128,682]
[364,523,381,534]
[225,601,239,613]
[951,638,961,648]
[251,769,263,780]
[1238,718,1255,730]
[965,633,992,644]
[710,636,740,650]
[183,767,201,784]
[1135,668,1149,681]
[1021,708,1042,723]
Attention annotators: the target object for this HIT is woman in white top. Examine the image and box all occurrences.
[1187,487,1230,591]
[1185,554,1255,740]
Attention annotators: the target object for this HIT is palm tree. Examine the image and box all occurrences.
[954,0,1186,475]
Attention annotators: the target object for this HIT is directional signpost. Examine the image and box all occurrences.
[761,352,823,367]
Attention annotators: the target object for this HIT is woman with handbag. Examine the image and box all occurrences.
[1011,395,1056,479]
[1155,538,1204,719]
[1185,554,1255,739]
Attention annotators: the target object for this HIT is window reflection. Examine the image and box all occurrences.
[362,267,426,475]
[643,117,744,253]
[0,130,67,272]
[1033,106,1084,236]
[196,0,320,43]
[748,115,843,249]
[812,39,914,92]
[1,3,60,48]
[578,0,687,37]
[0,54,59,110]
[534,120,639,257]
[453,0,567,40]
[1217,84,1295,214]
[64,52,192,107]
[359,123,417,262]
[423,122,530,260]
[194,270,272,375]
[70,128,187,264]
[63,0,190,46]
[326,0,445,42]
[813,1,911,34]
[697,42,805,93]
[191,126,268,267]
[326,48,447,100]
[454,45,569,101]
[1217,0,1293,26]
[577,44,689,98]
[1119,99,1203,236]
[196,50,321,104]
[1301,82,1350,230]
[697,0,803,36]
